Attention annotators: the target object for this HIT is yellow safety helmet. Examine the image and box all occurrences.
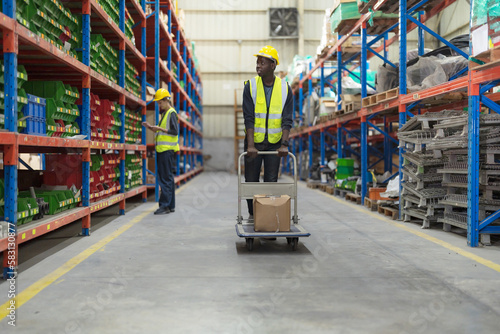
[153,88,171,101]
[254,45,279,65]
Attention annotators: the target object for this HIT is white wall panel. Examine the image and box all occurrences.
[202,106,235,138]
[304,10,329,40]
[180,0,333,11]
[439,0,470,38]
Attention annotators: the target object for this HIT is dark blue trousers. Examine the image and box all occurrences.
[157,150,175,209]
[244,141,281,216]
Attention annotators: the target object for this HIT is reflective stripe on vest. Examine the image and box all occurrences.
[248,76,287,144]
[156,107,179,153]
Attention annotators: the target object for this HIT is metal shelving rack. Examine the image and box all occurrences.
[0,0,149,278]
[290,0,477,226]
[468,43,500,245]
[143,0,203,201]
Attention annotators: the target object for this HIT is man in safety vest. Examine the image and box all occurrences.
[143,88,179,215]
[243,45,293,219]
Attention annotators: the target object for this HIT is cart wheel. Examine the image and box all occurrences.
[290,238,298,251]
[246,238,254,251]
[286,238,292,245]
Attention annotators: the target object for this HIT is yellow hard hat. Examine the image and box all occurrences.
[153,88,171,101]
[254,45,279,65]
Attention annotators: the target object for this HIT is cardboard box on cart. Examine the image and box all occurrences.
[253,195,291,232]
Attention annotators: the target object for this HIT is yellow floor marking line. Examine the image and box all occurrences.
[313,187,500,274]
[1,185,188,320]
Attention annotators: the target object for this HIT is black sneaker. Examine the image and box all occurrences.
[154,207,170,215]
[169,208,175,213]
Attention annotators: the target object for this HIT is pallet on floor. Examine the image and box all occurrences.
[307,180,321,189]
[334,188,352,198]
[345,192,362,205]
[326,185,334,194]
[378,206,399,220]
[364,197,378,211]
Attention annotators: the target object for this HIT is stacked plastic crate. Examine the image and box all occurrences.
[98,100,122,143]
[90,154,105,201]
[16,0,79,59]
[125,109,141,144]
[0,180,39,226]
[125,153,142,190]
[0,62,28,131]
[89,153,122,201]
[88,34,119,83]
[125,60,141,98]
[24,81,80,137]
[125,7,136,46]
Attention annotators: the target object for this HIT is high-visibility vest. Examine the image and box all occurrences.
[248,76,288,144]
[156,107,179,153]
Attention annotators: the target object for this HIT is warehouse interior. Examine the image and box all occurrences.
[2,0,500,332]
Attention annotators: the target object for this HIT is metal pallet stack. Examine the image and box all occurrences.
[398,111,463,228]
[431,114,500,244]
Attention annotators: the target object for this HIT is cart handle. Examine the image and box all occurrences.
[237,151,298,224]
[237,151,298,182]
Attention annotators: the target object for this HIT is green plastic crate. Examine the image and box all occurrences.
[24,81,79,104]
[337,158,354,167]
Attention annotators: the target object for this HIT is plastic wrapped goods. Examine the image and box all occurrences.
[376,63,399,92]
[406,56,468,92]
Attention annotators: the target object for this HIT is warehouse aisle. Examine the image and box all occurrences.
[1,172,500,333]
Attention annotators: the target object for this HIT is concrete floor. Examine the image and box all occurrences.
[1,172,500,333]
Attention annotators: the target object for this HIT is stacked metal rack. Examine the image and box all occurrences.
[288,0,458,200]
[287,0,500,247]
[142,0,203,200]
[0,0,150,279]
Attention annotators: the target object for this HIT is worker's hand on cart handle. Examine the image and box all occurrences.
[247,146,258,158]
[277,146,288,158]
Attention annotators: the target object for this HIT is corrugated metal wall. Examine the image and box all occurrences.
[181,0,333,138]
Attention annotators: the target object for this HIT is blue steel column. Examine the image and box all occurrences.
[308,132,313,179]
[398,0,408,218]
[418,11,425,56]
[384,116,391,173]
[154,0,160,202]
[81,9,91,217]
[384,33,388,60]
[119,0,126,216]
[468,82,480,247]
[320,129,325,165]
[167,8,172,93]
[299,74,304,126]
[337,125,343,159]
[337,47,342,111]
[360,22,368,201]
[141,0,147,195]
[320,63,325,97]
[298,135,303,180]
[3,0,18,278]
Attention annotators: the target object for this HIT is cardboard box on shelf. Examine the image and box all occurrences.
[253,195,291,232]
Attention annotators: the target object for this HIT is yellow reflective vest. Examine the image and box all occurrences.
[156,107,179,153]
[248,76,288,144]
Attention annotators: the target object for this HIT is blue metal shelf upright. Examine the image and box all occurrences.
[0,0,149,279]
[144,0,203,201]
